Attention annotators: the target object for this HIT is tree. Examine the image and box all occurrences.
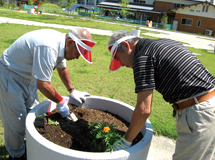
[118,0,131,19]
[66,0,76,14]
[161,12,168,29]
[58,0,67,8]
[28,0,34,6]
[9,0,17,8]
[0,0,4,7]
[59,0,76,14]
[39,0,46,3]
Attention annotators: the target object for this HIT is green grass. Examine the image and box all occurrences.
[197,37,215,41]
[0,9,134,31]
[39,3,62,9]
[0,11,215,157]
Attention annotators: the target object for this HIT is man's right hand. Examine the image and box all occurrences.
[57,98,69,118]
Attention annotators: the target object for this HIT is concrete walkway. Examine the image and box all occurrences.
[1,15,215,51]
[0,12,214,160]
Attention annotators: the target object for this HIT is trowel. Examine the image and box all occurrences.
[64,112,78,122]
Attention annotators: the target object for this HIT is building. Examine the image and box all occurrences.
[171,1,215,35]
[97,0,159,21]
[153,0,215,35]
[4,0,215,35]
[97,0,215,35]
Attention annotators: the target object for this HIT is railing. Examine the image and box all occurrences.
[97,15,173,30]
[24,5,36,9]
[22,5,173,30]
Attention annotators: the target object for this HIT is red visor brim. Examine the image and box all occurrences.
[76,40,96,63]
[77,43,92,63]
[108,45,121,71]
[109,58,121,71]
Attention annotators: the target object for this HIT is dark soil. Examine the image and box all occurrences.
[35,104,143,152]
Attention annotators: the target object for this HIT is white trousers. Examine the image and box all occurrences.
[0,63,39,157]
[173,93,215,160]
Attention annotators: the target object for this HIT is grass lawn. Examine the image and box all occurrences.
[0,10,214,158]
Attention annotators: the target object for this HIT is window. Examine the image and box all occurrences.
[134,0,145,3]
[202,5,205,12]
[173,3,186,8]
[181,18,193,26]
[206,6,209,12]
[197,20,201,27]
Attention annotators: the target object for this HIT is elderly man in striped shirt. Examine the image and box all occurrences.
[108,30,215,160]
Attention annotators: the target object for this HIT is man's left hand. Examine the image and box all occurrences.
[113,137,132,151]
[70,90,90,104]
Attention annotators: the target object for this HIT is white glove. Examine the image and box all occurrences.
[57,98,69,118]
[70,90,90,104]
[113,137,132,151]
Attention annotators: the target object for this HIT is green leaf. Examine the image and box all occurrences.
[88,121,123,152]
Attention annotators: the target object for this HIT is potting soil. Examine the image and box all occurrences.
[35,104,143,152]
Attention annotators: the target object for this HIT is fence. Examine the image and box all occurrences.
[97,16,172,30]
[22,5,173,30]
[24,5,36,9]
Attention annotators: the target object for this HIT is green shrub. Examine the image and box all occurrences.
[0,0,4,6]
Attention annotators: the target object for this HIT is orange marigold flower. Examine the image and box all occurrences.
[103,126,110,133]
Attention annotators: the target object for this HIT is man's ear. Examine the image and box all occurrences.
[66,39,74,47]
[121,41,131,50]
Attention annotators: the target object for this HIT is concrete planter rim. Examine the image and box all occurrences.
[26,95,153,159]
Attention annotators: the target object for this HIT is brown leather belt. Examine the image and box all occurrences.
[172,89,215,111]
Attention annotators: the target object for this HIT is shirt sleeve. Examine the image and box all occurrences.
[32,46,57,82]
[133,55,156,93]
[56,58,66,68]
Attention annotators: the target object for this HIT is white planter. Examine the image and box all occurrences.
[27,8,35,14]
[131,29,141,37]
[26,96,153,160]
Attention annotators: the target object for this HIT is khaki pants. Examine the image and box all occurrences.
[173,94,215,160]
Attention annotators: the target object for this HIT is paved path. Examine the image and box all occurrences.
[1,14,215,51]
[0,16,114,36]
[0,12,215,160]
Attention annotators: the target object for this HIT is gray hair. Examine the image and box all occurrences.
[108,30,141,52]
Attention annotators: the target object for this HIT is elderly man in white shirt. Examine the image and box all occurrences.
[0,28,96,160]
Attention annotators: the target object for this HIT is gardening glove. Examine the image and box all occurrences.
[57,98,69,118]
[70,90,90,104]
[113,137,132,151]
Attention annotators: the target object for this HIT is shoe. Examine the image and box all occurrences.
[8,153,26,160]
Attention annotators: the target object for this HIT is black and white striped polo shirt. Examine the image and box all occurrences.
[133,38,215,104]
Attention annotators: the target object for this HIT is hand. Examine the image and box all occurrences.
[57,98,69,118]
[70,90,90,104]
[113,137,132,151]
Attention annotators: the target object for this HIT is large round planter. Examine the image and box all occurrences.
[27,8,35,14]
[26,96,153,160]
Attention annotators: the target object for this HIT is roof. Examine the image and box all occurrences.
[97,1,163,14]
[187,0,211,2]
[75,6,96,11]
[171,1,215,11]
